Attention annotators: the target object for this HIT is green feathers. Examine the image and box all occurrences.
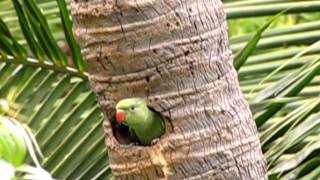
[115,98,165,145]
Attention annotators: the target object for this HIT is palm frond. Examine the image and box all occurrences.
[0,62,106,179]
[0,0,85,76]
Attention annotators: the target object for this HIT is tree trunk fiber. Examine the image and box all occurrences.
[71,0,267,179]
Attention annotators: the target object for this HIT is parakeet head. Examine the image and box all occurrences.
[115,98,149,128]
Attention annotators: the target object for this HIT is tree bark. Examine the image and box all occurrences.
[71,0,267,179]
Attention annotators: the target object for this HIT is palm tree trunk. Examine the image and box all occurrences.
[71,0,266,179]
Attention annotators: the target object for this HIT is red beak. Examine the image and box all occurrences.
[116,110,126,123]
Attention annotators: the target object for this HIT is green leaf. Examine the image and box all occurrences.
[252,41,320,102]
[56,0,87,72]
[0,21,26,59]
[23,0,67,66]
[11,0,46,62]
[266,110,320,167]
[269,139,320,177]
[234,9,288,70]
[254,56,320,126]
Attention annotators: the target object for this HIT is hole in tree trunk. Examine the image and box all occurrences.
[110,115,140,145]
[110,105,169,147]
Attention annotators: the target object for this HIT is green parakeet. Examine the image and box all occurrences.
[115,98,165,145]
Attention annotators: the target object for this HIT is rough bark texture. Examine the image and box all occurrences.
[71,0,267,179]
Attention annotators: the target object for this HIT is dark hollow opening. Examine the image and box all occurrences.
[110,107,168,146]
[111,116,140,145]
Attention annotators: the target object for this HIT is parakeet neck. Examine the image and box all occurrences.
[132,109,164,145]
[137,108,155,129]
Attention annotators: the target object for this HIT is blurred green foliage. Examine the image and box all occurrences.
[229,13,320,36]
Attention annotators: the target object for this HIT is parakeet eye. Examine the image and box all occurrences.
[130,107,135,111]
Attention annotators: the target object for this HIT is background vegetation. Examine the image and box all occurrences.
[0,0,320,179]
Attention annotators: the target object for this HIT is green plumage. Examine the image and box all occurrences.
[116,98,165,145]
